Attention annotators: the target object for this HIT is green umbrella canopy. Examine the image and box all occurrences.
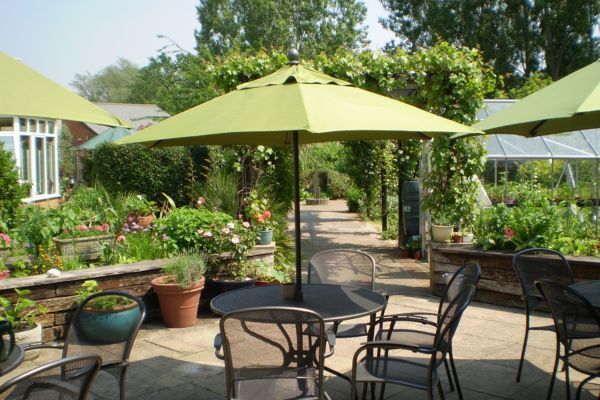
[118,62,481,147]
[78,127,134,150]
[0,52,129,127]
[458,59,600,138]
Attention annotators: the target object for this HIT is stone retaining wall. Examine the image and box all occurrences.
[429,243,600,308]
[0,243,275,341]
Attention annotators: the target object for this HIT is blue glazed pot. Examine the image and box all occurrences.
[78,303,140,344]
[258,230,273,245]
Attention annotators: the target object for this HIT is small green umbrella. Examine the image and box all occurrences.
[457,59,600,138]
[0,51,129,127]
[78,127,134,150]
[119,51,481,299]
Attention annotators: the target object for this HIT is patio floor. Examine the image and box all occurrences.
[3,201,599,399]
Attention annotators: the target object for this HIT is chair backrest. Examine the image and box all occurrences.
[0,354,101,399]
[513,248,574,299]
[220,307,326,400]
[437,263,481,322]
[308,249,376,290]
[64,291,146,366]
[535,280,600,347]
[433,284,476,367]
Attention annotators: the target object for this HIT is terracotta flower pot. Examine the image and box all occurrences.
[151,276,205,328]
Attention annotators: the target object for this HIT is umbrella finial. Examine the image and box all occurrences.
[287,49,300,65]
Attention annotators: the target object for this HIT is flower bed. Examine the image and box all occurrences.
[0,243,275,341]
[429,242,600,307]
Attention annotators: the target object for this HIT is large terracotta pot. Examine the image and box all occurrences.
[151,276,205,328]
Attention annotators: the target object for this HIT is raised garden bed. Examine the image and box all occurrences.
[53,235,114,261]
[0,243,275,341]
[429,243,600,308]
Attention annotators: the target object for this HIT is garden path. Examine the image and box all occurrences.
[291,199,430,296]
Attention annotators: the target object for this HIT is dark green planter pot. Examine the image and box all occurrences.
[258,230,273,245]
[211,278,256,296]
[78,303,140,344]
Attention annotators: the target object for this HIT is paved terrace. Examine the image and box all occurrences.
[3,201,599,399]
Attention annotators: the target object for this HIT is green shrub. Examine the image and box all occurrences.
[325,171,351,200]
[89,143,190,206]
[346,186,365,213]
[0,143,28,229]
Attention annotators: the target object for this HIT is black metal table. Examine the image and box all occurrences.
[570,281,600,308]
[210,283,386,322]
[0,344,24,376]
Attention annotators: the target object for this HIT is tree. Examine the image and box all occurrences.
[379,0,599,83]
[71,58,140,102]
[195,0,368,57]
[0,143,28,230]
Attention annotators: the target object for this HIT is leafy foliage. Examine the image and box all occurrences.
[76,280,134,310]
[0,143,28,229]
[162,251,208,288]
[195,0,368,57]
[0,289,46,330]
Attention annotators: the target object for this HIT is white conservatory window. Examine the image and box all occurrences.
[0,116,60,202]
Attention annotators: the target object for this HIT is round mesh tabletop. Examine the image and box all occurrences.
[570,281,600,308]
[210,284,386,322]
[0,344,23,376]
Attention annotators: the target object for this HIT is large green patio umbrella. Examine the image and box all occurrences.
[0,51,129,127]
[457,59,600,138]
[78,127,134,150]
[118,51,481,300]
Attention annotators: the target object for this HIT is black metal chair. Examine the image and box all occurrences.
[308,249,378,338]
[351,284,476,400]
[536,280,600,400]
[0,354,101,399]
[24,291,146,400]
[513,248,574,382]
[214,307,331,400]
[380,262,481,400]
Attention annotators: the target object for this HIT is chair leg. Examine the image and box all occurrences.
[378,382,386,400]
[546,335,560,400]
[443,357,455,392]
[449,348,464,400]
[437,381,446,400]
[564,354,571,400]
[119,367,127,400]
[576,375,596,400]
[517,311,531,382]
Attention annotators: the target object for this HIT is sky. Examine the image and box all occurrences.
[0,0,395,88]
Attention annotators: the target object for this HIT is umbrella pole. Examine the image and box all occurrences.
[293,130,303,301]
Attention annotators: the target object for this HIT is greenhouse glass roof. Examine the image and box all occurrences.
[480,99,600,160]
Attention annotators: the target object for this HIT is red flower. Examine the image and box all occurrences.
[504,226,515,240]
[262,210,271,219]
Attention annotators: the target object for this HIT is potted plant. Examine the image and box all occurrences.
[431,212,455,242]
[151,251,207,328]
[53,223,113,261]
[124,195,157,229]
[452,232,463,243]
[0,288,47,360]
[75,280,139,343]
[246,192,275,245]
[248,261,292,286]
[407,237,422,259]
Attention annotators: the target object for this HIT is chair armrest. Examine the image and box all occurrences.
[376,314,438,329]
[357,340,436,355]
[214,334,224,360]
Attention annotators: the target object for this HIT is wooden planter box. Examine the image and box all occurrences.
[429,243,600,308]
[53,235,113,261]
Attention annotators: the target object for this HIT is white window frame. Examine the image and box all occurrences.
[0,116,61,203]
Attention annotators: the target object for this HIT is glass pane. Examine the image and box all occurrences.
[46,138,56,194]
[20,136,30,182]
[47,121,55,134]
[39,121,46,134]
[0,117,13,132]
[19,118,26,132]
[0,136,15,161]
[35,138,45,195]
[29,119,36,133]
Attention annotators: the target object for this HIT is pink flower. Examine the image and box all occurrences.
[0,233,10,246]
[227,222,235,230]
[221,227,230,235]
[242,221,250,229]
[162,234,169,241]
[231,235,240,244]
[116,235,126,242]
[504,226,515,240]
[75,224,89,231]
[262,210,271,219]
[257,217,265,224]
[197,196,205,207]
[97,223,109,232]
[203,231,212,238]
